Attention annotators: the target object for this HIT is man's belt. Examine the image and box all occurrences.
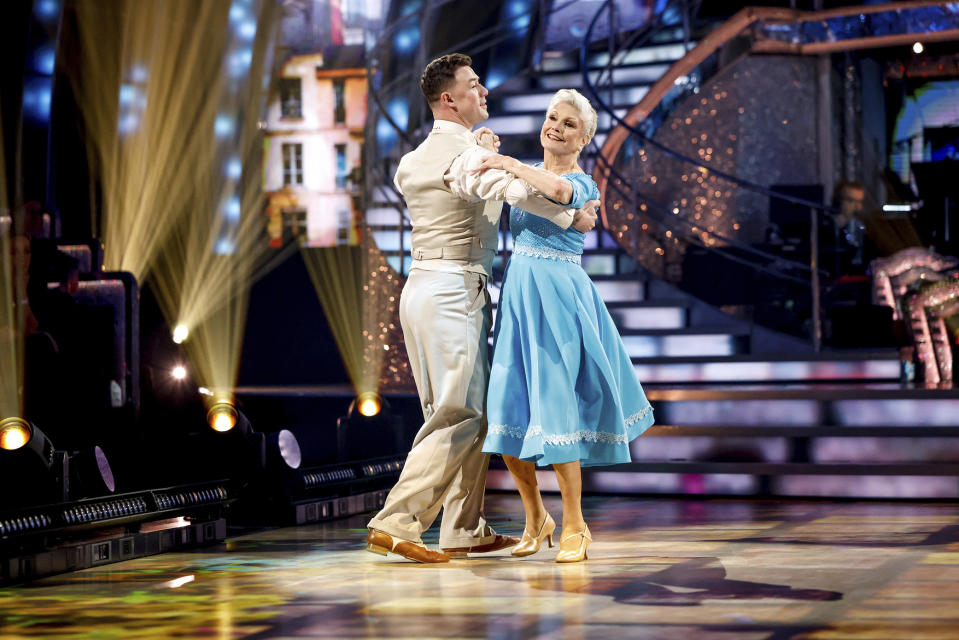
[411,243,495,261]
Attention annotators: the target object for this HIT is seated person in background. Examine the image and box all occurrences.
[824,181,924,279]
[821,181,875,278]
[822,181,911,347]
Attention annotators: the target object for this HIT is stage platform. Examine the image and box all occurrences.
[1,494,958,639]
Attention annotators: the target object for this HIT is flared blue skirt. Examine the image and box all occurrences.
[483,252,654,468]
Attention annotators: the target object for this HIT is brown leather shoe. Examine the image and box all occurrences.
[366,529,450,563]
[442,534,521,558]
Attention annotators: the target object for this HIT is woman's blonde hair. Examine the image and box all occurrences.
[547,89,598,143]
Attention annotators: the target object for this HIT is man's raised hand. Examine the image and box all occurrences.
[473,126,501,151]
[572,199,600,233]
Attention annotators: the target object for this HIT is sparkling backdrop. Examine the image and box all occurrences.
[603,55,819,284]
[364,237,414,393]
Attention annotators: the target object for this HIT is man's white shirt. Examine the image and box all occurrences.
[393,120,576,228]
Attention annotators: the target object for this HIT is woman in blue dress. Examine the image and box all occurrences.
[475,89,654,563]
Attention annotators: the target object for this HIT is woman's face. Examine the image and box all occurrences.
[540,101,589,156]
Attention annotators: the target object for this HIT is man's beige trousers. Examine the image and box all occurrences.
[367,268,496,547]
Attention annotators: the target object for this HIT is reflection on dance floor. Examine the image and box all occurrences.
[2,495,959,638]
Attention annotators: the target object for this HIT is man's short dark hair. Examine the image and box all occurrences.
[832,180,865,205]
[420,53,472,105]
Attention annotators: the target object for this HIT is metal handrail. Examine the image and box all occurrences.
[595,151,824,283]
[587,0,959,217]
[582,1,825,276]
[583,3,836,215]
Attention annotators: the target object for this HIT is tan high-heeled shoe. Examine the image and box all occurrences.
[555,525,591,563]
[511,513,556,557]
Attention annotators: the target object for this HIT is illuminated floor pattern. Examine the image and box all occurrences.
[2,495,959,639]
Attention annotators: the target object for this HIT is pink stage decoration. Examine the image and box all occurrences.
[906,279,959,386]
[871,248,958,320]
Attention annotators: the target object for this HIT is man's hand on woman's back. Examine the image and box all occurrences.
[573,199,599,233]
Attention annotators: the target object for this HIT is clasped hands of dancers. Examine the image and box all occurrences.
[366,53,654,564]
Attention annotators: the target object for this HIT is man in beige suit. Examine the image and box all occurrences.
[366,53,597,563]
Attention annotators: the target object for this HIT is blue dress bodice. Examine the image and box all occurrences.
[510,168,599,258]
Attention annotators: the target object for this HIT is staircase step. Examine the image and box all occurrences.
[492,90,647,115]
[488,300,686,330]
[486,466,959,498]
[619,324,746,336]
[584,42,693,68]
[633,435,959,466]
[370,185,403,204]
[647,384,959,427]
[606,302,688,330]
[622,333,743,358]
[590,278,644,301]
[484,111,624,137]
[536,65,670,90]
[371,229,411,252]
[645,383,958,401]
[366,206,406,226]
[540,40,691,73]
[634,353,900,385]
[582,253,618,276]
[610,461,959,477]
[645,424,959,437]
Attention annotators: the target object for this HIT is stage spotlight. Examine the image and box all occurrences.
[69,446,116,497]
[339,394,399,461]
[207,402,238,432]
[172,365,187,380]
[0,420,66,507]
[0,417,32,451]
[268,429,301,470]
[172,324,189,344]
[354,392,382,418]
[913,41,924,54]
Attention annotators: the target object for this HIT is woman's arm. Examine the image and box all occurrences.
[472,154,573,205]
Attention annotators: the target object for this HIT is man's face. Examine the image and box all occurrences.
[448,65,488,127]
[839,186,865,218]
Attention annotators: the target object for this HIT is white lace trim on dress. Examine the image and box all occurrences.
[488,404,653,447]
[512,244,581,264]
[625,405,653,426]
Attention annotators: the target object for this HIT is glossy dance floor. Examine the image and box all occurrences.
[3,495,959,639]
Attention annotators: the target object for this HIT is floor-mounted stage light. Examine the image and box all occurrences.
[268,430,302,470]
[207,402,239,433]
[69,446,116,498]
[0,418,66,507]
[0,418,118,508]
[204,401,300,473]
[338,393,401,461]
[354,392,382,418]
[0,418,32,451]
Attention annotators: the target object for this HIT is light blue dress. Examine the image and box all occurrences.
[483,169,654,468]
